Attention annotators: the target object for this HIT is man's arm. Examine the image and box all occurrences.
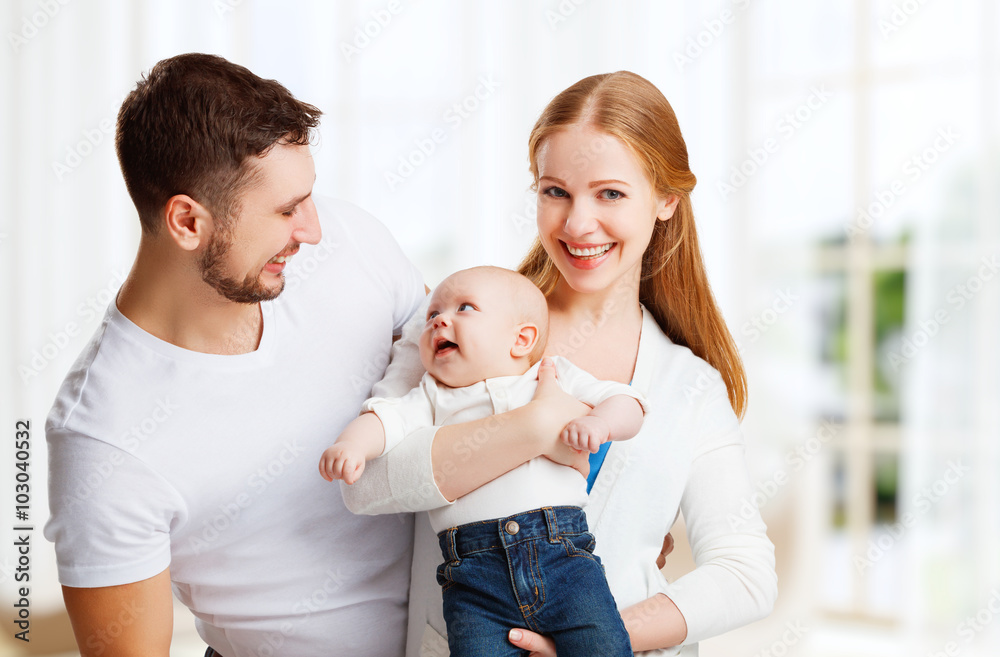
[62,568,174,657]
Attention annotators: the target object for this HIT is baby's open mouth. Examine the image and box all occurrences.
[435,339,458,354]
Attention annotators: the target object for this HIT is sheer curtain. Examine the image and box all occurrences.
[2,1,996,656]
[903,152,1000,651]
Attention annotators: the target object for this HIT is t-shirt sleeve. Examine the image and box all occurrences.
[656,372,778,645]
[44,429,186,588]
[320,197,425,335]
[552,356,649,412]
[370,296,429,400]
[362,376,437,455]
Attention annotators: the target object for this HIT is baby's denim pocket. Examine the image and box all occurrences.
[436,556,461,593]
[560,531,600,563]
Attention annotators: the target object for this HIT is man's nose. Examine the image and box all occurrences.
[293,197,322,245]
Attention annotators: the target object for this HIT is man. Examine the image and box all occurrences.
[44,53,425,656]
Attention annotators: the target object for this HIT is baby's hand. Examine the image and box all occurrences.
[560,415,611,454]
[319,444,367,485]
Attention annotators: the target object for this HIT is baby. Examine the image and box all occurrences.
[320,266,643,656]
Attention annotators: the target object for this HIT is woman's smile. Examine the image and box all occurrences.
[561,241,617,269]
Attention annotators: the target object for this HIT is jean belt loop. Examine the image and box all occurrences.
[446,527,459,562]
[543,507,560,543]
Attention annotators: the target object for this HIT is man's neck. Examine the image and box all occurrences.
[116,242,264,355]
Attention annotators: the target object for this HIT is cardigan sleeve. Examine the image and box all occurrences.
[661,369,778,645]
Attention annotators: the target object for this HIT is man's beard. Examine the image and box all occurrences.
[199,229,285,304]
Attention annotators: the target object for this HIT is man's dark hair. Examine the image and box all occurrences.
[115,53,322,234]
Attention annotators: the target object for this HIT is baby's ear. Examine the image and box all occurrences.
[511,323,539,359]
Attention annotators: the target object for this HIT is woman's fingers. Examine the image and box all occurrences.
[656,532,675,570]
[508,628,557,656]
[534,357,559,393]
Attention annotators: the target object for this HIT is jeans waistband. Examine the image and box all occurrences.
[438,506,589,561]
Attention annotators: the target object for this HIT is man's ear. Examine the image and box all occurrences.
[163,194,213,251]
[511,324,540,359]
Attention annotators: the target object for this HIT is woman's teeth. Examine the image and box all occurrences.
[566,243,613,258]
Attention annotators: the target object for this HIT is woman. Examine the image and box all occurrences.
[344,71,777,656]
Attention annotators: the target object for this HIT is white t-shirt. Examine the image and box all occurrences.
[363,357,647,532]
[44,197,425,657]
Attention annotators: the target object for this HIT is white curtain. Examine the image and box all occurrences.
[903,150,1000,651]
[2,1,996,655]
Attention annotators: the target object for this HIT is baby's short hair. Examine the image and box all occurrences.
[462,266,549,364]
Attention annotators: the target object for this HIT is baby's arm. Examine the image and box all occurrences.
[319,413,387,485]
[560,394,644,454]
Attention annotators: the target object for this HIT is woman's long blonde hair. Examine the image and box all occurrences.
[518,71,747,418]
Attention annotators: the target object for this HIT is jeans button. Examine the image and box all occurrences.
[505,520,520,535]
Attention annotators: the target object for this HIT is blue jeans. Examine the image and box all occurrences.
[436,506,633,657]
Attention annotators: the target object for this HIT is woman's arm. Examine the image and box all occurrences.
[508,593,686,655]
[660,374,777,645]
[342,358,591,514]
[509,370,776,654]
[432,359,591,501]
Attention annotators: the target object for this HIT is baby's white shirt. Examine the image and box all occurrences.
[362,356,647,532]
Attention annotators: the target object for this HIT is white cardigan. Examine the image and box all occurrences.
[343,305,777,656]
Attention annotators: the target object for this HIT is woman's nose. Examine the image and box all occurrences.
[563,201,598,237]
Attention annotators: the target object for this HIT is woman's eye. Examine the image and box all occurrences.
[600,189,624,201]
[543,186,568,198]
[458,303,475,312]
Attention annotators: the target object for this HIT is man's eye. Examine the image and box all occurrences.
[543,186,568,198]
[600,189,623,200]
[282,206,298,217]
[458,303,475,311]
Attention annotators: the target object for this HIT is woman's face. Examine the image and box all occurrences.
[535,124,678,298]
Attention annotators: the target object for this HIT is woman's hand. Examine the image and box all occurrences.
[530,358,591,477]
[508,628,557,656]
[656,532,675,570]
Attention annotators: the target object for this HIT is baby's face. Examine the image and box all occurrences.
[419,270,523,388]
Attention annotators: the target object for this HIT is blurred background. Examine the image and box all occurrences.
[1,0,997,655]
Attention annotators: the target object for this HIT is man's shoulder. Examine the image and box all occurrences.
[46,309,117,436]
[287,195,420,300]
[313,196,397,251]
[46,307,179,451]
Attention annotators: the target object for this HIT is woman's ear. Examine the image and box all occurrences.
[163,194,213,251]
[656,194,681,222]
[511,324,540,359]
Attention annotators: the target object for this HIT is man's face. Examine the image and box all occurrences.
[199,142,321,303]
[419,270,524,388]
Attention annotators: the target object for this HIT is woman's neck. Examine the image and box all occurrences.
[544,274,644,383]
[548,272,643,328]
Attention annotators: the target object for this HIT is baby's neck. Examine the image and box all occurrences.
[435,358,534,388]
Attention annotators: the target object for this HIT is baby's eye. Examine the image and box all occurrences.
[543,186,568,198]
[427,310,440,320]
[457,303,475,312]
[599,189,624,201]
